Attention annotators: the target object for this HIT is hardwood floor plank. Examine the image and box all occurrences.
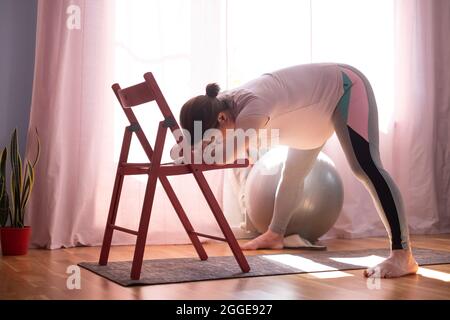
[1,235,449,300]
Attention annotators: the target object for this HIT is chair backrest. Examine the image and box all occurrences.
[117,82,156,108]
[112,72,184,147]
[112,72,180,132]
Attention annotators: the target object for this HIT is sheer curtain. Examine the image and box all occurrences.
[26,0,449,249]
[223,0,450,239]
[392,0,450,234]
[26,0,227,248]
[224,0,398,239]
[110,0,227,245]
[312,0,397,239]
[26,0,117,248]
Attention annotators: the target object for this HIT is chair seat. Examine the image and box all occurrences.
[120,159,249,176]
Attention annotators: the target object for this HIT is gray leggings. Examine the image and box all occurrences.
[269,64,410,250]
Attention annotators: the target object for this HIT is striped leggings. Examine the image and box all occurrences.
[269,64,410,250]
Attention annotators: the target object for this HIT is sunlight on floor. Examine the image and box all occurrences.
[262,254,354,279]
[330,255,386,268]
[417,267,450,282]
[306,271,354,279]
[263,254,336,272]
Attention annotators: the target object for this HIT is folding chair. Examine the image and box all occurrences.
[98,72,251,280]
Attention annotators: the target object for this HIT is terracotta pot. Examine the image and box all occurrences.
[0,226,31,256]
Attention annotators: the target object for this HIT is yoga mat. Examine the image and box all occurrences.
[79,248,450,287]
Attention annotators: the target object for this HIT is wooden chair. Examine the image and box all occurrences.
[98,72,250,280]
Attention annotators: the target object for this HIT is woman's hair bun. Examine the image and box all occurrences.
[206,83,220,98]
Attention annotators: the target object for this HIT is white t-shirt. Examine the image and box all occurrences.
[222,63,344,150]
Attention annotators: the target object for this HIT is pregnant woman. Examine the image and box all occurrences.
[179,63,418,278]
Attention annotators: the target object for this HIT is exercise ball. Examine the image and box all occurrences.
[244,146,344,242]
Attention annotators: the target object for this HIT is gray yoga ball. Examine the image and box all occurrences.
[244,147,344,242]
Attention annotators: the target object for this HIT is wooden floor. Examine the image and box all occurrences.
[1,234,449,300]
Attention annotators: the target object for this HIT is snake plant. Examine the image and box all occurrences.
[0,128,40,228]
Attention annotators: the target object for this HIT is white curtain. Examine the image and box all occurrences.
[26,0,226,248]
[312,0,397,239]
[392,0,450,234]
[223,0,398,239]
[110,0,228,245]
[27,0,448,248]
[223,0,450,239]
[107,0,450,244]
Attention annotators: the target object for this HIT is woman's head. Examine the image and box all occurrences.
[180,83,235,145]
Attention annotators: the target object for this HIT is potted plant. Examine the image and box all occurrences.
[0,128,40,255]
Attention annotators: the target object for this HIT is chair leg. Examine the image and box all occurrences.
[130,121,169,280]
[130,170,159,280]
[99,173,125,265]
[159,175,208,261]
[193,171,250,273]
[99,129,132,266]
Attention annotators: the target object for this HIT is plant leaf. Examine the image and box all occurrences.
[0,148,6,176]
[10,172,15,225]
[32,127,41,168]
[20,161,33,217]
[0,148,8,226]
[0,176,9,227]
[12,129,23,191]
[10,129,24,227]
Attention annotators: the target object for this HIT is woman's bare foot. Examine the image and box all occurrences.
[241,230,284,250]
[364,248,419,278]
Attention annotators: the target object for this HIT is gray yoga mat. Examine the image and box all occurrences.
[79,248,450,287]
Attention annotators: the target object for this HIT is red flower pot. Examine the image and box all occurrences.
[0,226,31,256]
